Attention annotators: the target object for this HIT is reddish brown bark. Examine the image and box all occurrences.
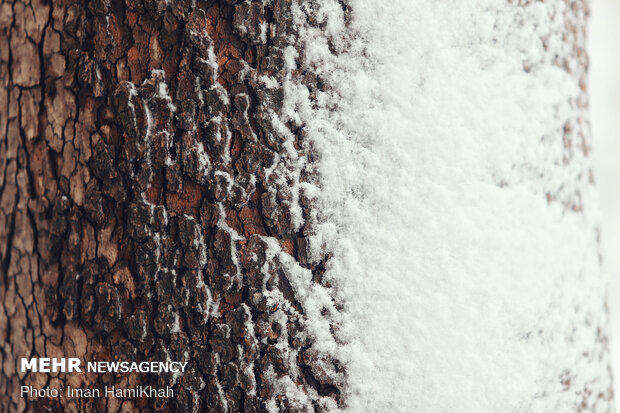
[0,0,342,411]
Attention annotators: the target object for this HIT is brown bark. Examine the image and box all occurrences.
[0,0,342,411]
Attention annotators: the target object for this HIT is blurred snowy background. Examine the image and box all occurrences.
[589,0,620,399]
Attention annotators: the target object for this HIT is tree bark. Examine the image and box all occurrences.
[0,0,612,412]
[0,0,341,411]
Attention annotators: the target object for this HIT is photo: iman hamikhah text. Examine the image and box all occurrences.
[21,385,174,398]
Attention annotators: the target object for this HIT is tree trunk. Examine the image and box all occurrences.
[0,0,613,412]
[0,0,339,411]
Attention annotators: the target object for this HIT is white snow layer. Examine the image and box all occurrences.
[280,0,612,412]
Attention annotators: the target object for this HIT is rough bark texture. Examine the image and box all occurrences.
[0,0,608,412]
[0,0,342,411]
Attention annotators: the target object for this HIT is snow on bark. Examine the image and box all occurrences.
[281,0,613,411]
[1,0,347,410]
[0,0,611,411]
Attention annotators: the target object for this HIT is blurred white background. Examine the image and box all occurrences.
[589,0,620,399]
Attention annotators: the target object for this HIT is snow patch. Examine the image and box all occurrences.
[282,0,610,412]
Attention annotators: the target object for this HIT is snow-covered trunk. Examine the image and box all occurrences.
[0,0,612,412]
[281,0,613,411]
